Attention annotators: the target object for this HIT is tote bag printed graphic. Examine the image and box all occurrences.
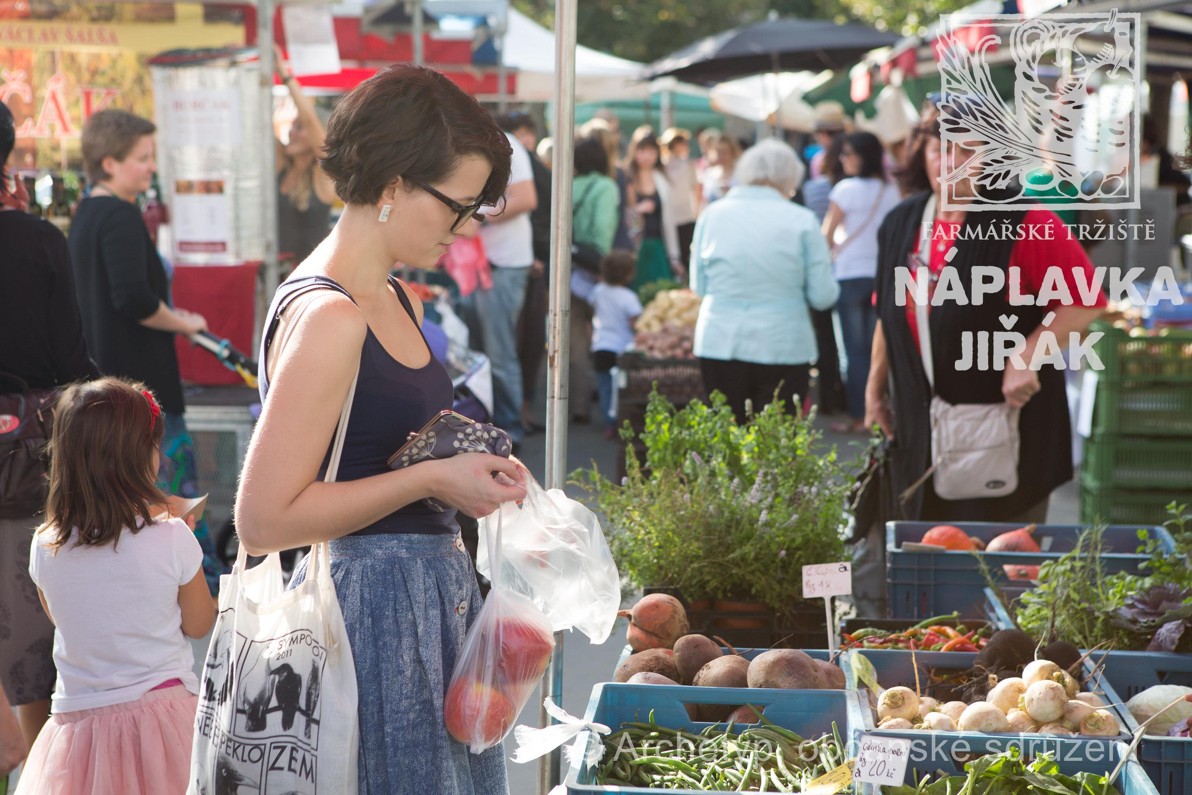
[189,547,358,794]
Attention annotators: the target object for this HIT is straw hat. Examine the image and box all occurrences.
[813,101,849,132]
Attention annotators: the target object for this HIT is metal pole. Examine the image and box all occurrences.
[539,0,577,790]
[412,0,424,65]
[260,0,279,310]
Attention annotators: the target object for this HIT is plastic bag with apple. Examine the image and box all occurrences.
[445,506,556,753]
[476,476,620,644]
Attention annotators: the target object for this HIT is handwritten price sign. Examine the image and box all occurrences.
[853,734,911,786]
[802,562,852,599]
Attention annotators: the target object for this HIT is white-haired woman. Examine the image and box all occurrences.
[690,138,840,422]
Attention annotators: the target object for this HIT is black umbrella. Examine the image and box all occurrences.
[641,17,901,85]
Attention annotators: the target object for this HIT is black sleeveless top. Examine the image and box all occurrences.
[277,170,332,264]
[258,274,459,535]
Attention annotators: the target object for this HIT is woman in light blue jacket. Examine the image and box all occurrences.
[690,138,840,423]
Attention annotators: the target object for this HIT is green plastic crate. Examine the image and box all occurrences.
[1091,321,1192,386]
[1081,434,1192,490]
[1079,475,1192,526]
[1092,381,1192,437]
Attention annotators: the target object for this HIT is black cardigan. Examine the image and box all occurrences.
[0,210,100,388]
[68,196,185,415]
[874,193,1073,521]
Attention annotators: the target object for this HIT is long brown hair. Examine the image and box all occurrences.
[41,377,166,549]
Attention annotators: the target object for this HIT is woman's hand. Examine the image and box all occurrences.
[177,308,208,337]
[1002,360,1041,409]
[427,453,528,518]
[865,388,895,439]
[272,43,291,81]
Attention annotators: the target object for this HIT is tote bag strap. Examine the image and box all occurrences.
[914,193,937,391]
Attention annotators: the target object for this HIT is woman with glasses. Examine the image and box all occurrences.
[690,138,840,423]
[235,65,528,794]
[864,106,1105,524]
[274,45,337,266]
[821,131,902,432]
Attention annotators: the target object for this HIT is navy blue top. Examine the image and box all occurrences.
[259,274,458,535]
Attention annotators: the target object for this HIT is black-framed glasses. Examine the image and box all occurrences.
[408,178,486,232]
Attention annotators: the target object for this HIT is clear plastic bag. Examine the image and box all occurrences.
[444,587,555,753]
[476,477,620,643]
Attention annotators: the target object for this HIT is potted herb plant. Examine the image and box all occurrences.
[574,389,855,644]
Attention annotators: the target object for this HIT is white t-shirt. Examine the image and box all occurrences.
[29,517,203,713]
[479,132,535,268]
[590,283,642,354]
[827,177,901,281]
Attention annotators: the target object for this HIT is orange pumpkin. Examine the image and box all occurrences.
[920,524,980,551]
[985,524,1041,553]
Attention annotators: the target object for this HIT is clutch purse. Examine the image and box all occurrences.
[386,409,513,511]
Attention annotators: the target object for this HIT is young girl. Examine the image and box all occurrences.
[18,377,216,795]
[591,250,643,438]
[623,127,681,291]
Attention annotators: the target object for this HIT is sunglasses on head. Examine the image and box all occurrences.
[408,178,486,232]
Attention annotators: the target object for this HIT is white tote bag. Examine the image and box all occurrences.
[188,375,360,794]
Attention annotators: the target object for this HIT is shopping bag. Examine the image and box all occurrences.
[445,506,555,754]
[188,364,360,794]
[188,543,358,794]
[476,476,620,644]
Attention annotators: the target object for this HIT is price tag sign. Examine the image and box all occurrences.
[802,761,853,794]
[853,734,911,787]
[802,561,852,599]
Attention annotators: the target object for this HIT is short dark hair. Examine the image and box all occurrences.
[574,136,609,177]
[0,102,14,182]
[42,377,166,550]
[600,249,636,287]
[895,110,941,195]
[321,64,512,207]
[844,131,886,180]
[81,109,156,184]
[497,110,535,136]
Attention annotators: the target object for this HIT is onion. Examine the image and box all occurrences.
[878,687,921,723]
[958,701,1010,733]
[1024,681,1068,724]
[987,677,1027,715]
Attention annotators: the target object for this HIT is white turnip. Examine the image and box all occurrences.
[1059,671,1080,699]
[920,712,957,731]
[1024,680,1068,724]
[1080,709,1120,737]
[1039,721,1076,735]
[1074,692,1104,708]
[877,687,921,723]
[917,696,940,719]
[958,702,1010,733]
[1006,709,1038,733]
[939,701,968,723]
[987,677,1027,715]
[1022,659,1062,687]
[1061,699,1095,731]
[878,717,914,730]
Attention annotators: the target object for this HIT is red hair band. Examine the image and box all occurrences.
[142,389,161,429]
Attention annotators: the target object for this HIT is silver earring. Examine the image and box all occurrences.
[378,204,392,223]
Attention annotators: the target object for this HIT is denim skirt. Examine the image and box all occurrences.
[291,531,509,795]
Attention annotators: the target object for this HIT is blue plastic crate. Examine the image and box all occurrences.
[1087,650,1192,795]
[842,649,1131,743]
[852,736,1157,794]
[564,683,865,794]
[885,522,1172,619]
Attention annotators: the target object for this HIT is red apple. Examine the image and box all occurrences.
[496,616,555,688]
[444,679,515,748]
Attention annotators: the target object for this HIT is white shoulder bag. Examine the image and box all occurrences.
[910,195,1021,501]
[188,364,360,793]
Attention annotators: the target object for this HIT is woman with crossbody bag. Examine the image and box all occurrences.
[864,108,1105,524]
[821,131,901,432]
[232,65,527,794]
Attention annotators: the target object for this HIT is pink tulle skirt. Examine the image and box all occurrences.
[16,684,197,795]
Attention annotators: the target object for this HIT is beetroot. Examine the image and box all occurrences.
[692,655,750,721]
[747,650,824,690]
[627,672,680,685]
[674,634,722,684]
[614,648,679,683]
[620,594,689,652]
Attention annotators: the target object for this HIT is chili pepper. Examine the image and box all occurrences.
[848,628,884,641]
[953,641,979,652]
[922,631,944,648]
[940,630,976,652]
[929,625,961,640]
[913,611,961,629]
